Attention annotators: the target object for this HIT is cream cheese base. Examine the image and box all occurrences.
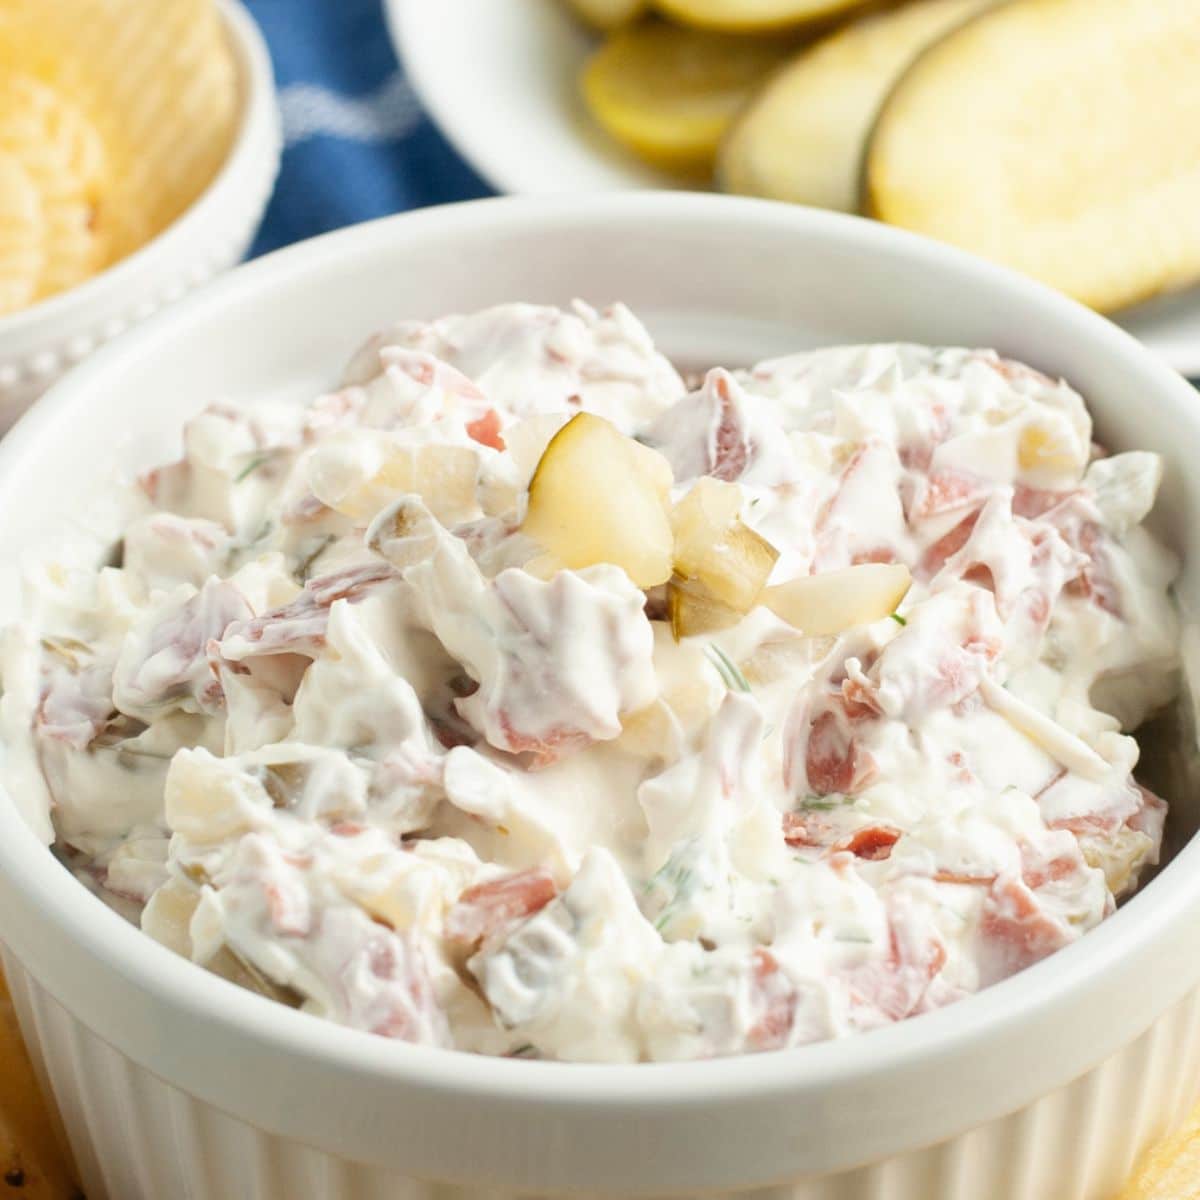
[0,301,1180,1062]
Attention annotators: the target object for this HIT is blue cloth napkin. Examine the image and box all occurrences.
[244,0,494,258]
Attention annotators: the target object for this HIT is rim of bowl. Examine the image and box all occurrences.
[2,191,1199,1121]
[0,0,278,341]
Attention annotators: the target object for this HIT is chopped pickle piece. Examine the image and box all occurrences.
[1081,828,1155,898]
[1018,422,1083,476]
[668,576,743,639]
[521,412,675,588]
[671,476,779,610]
[763,562,911,635]
[629,435,675,505]
[309,437,480,525]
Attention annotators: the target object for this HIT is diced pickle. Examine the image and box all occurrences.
[670,476,779,610]
[521,413,675,588]
[309,438,479,525]
[1081,828,1155,898]
[763,562,911,635]
[668,576,742,639]
[1018,422,1084,478]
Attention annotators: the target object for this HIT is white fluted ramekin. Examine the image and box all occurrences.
[1,194,1199,1200]
[0,0,280,431]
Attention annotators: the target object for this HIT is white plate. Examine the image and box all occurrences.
[385,0,666,195]
[386,0,1200,377]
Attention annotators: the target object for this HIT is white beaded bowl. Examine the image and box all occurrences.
[0,0,280,431]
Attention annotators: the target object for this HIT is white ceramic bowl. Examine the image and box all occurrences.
[0,0,280,431]
[2,194,1200,1200]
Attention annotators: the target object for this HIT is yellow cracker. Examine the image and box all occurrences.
[20,0,239,257]
[37,201,106,301]
[0,0,238,309]
[0,152,44,317]
[0,75,106,204]
[1116,1096,1200,1198]
[0,73,108,301]
[101,1,238,255]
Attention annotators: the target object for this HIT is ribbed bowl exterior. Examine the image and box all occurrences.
[5,947,1198,1200]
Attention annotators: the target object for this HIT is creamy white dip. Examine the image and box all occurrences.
[0,301,1180,1061]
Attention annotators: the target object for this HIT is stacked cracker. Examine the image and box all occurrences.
[0,0,238,317]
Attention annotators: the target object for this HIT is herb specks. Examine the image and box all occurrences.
[705,643,750,693]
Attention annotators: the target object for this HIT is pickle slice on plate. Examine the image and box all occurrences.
[864,0,1200,313]
[582,19,796,172]
[719,0,993,211]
